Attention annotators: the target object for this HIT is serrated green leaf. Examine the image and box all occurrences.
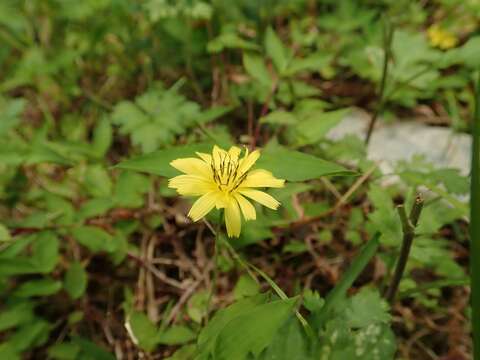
[243,53,272,86]
[265,27,288,73]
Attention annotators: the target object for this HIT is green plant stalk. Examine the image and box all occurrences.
[471,73,480,360]
[385,195,424,303]
[365,19,394,145]
[216,233,315,339]
[205,214,222,324]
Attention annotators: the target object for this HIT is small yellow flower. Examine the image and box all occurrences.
[427,25,458,50]
[168,145,285,237]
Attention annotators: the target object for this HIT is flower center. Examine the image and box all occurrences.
[210,153,247,193]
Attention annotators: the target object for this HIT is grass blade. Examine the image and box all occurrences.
[314,233,381,325]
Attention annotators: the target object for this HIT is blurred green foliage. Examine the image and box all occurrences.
[0,0,476,358]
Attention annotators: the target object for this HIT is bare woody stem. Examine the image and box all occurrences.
[365,19,394,145]
[385,195,424,303]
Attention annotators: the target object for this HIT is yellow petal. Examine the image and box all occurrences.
[212,145,227,167]
[233,193,256,220]
[168,175,215,196]
[225,197,241,237]
[188,191,221,222]
[196,152,212,164]
[238,189,280,210]
[228,146,241,161]
[170,158,212,179]
[240,169,285,188]
[238,149,260,174]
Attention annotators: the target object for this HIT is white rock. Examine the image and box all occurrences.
[327,108,472,176]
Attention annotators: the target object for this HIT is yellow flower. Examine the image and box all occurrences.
[168,145,285,237]
[427,25,458,50]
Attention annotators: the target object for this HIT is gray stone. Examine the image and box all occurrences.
[327,108,472,176]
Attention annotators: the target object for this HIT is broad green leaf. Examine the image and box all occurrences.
[64,261,88,300]
[48,342,81,360]
[0,343,19,360]
[13,278,62,298]
[156,325,196,345]
[126,311,158,352]
[257,142,351,181]
[71,226,116,253]
[259,317,312,360]
[0,258,38,276]
[115,142,213,178]
[9,318,50,352]
[213,297,297,360]
[166,345,197,360]
[32,232,60,273]
[0,302,35,331]
[233,275,260,300]
[71,337,115,360]
[92,117,113,157]
[197,294,268,354]
[77,198,114,220]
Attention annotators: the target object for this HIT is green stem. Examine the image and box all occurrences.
[205,216,221,324]
[218,235,315,339]
[385,195,424,303]
[365,18,394,145]
[471,72,480,359]
[204,218,314,338]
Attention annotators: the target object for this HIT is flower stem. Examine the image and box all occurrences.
[217,234,315,339]
[205,216,221,324]
[385,195,424,303]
